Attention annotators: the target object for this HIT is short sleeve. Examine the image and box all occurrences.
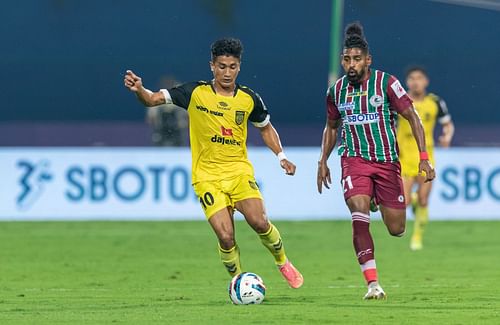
[326,88,341,120]
[165,82,199,109]
[434,95,452,124]
[247,91,270,127]
[386,76,413,113]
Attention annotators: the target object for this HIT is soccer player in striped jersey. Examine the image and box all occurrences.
[124,38,303,289]
[397,67,454,250]
[317,22,435,299]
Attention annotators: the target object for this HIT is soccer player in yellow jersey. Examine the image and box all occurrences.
[124,38,303,288]
[397,66,454,250]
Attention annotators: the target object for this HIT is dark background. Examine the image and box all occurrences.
[1,0,499,145]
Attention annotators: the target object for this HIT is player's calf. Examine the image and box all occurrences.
[352,213,378,283]
[219,244,242,277]
[258,223,304,288]
[258,223,286,265]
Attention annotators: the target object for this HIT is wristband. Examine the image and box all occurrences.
[419,152,429,160]
[277,151,287,161]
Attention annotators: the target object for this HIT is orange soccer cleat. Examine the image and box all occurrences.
[278,260,304,289]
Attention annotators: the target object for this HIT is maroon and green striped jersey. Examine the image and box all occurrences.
[326,69,413,162]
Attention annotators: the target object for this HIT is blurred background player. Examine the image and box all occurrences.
[124,38,303,288]
[317,22,435,299]
[145,75,188,147]
[397,66,454,251]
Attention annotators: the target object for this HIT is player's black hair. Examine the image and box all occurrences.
[405,65,429,78]
[343,21,369,53]
[210,38,243,61]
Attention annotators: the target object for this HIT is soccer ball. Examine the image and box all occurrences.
[228,272,266,305]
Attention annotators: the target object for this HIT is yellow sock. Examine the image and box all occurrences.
[413,205,429,240]
[410,192,418,215]
[259,223,287,266]
[218,244,242,277]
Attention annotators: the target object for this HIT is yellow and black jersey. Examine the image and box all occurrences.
[397,93,451,176]
[161,81,270,184]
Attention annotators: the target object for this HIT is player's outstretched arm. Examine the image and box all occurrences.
[317,119,340,193]
[399,107,436,182]
[123,70,166,107]
[257,123,296,176]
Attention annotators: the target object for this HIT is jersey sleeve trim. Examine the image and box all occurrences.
[160,89,173,104]
[251,114,271,128]
[240,85,270,125]
[438,115,451,124]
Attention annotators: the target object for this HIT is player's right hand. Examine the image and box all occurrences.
[124,70,143,92]
[419,159,436,183]
[317,161,331,194]
[280,159,296,176]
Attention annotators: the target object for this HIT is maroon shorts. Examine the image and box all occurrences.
[340,156,405,209]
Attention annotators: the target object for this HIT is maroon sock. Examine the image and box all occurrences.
[352,212,378,284]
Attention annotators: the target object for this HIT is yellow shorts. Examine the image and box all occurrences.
[193,174,263,219]
[400,149,435,178]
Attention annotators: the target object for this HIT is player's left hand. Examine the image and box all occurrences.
[280,159,296,176]
[418,160,436,183]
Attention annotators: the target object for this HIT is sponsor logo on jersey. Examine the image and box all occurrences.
[344,112,380,125]
[369,95,384,107]
[210,110,223,117]
[338,102,355,111]
[235,111,246,125]
[217,101,231,110]
[221,126,233,136]
[196,105,209,113]
[196,105,224,117]
[211,135,241,146]
[390,80,407,99]
[347,90,368,97]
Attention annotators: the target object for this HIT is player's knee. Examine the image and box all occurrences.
[388,224,406,237]
[418,197,429,207]
[245,213,270,234]
[251,219,270,234]
[346,199,370,214]
[218,233,236,250]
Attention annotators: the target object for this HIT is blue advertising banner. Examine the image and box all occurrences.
[0,148,499,220]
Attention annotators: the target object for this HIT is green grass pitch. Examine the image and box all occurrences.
[0,220,499,324]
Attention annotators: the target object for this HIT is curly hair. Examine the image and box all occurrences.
[210,38,243,61]
[343,21,369,53]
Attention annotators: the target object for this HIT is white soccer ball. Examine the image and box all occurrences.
[228,272,266,305]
